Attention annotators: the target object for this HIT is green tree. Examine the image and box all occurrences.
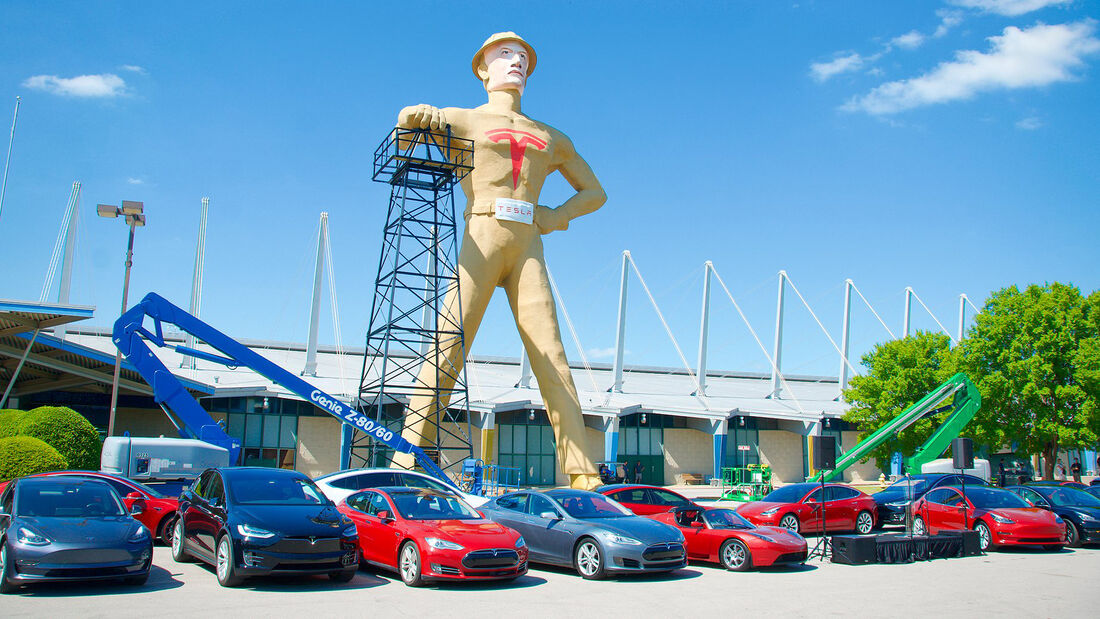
[17,406,102,470]
[0,436,68,481]
[959,283,1100,479]
[842,331,960,467]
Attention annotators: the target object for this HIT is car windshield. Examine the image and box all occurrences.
[704,508,754,529]
[965,488,1029,509]
[390,491,480,520]
[17,480,127,517]
[762,485,811,503]
[1046,487,1100,508]
[230,475,331,506]
[884,478,930,497]
[554,494,633,519]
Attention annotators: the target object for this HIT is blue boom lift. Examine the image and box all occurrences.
[112,292,459,491]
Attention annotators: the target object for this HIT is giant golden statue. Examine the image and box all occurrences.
[391,32,606,489]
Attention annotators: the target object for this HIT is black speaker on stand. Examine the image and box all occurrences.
[953,437,975,530]
[808,435,838,561]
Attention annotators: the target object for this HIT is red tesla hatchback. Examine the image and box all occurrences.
[19,470,181,544]
[650,507,807,571]
[736,483,878,535]
[911,485,1066,551]
[597,484,698,515]
[338,486,528,586]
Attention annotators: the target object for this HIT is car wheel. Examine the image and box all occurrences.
[779,514,800,533]
[330,569,356,583]
[913,516,927,537]
[719,538,751,572]
[0,542,19,594]
[574,538,606,580]
[216,535,243,587]
[1064,520,1081,548]
[171,519,193,563]
[398,541,424,587]
[855,511,874,535]
[974,521,992,551]
[158,514,176,546]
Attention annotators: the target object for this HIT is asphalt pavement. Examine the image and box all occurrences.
[2,543,1095,617]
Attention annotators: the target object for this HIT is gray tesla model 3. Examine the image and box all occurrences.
[480,488,686,579]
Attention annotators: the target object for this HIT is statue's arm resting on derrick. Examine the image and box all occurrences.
[397,104,459,131]
[537,135,607,233]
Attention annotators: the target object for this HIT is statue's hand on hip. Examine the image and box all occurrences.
[404,104,449,130]
[535,205,569,234]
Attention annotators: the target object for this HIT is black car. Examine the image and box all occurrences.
[871,473,989,526]
[172,467,358,587]
[1007,485,1100,547]
[0,476,153,593]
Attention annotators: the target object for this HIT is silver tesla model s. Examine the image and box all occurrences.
[480,489,686,579]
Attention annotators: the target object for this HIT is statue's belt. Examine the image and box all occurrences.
[466,198,534,225]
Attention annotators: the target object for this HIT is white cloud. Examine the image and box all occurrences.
[843,21,1100,115]
[810,53,867,82]
[1016,116,1043,129]
[120,65,147,74]
[127,177,144,185]
[950,0,1071,17]
[586,347,619,359]
[22,73,127,97]
[935,10,966,37]
[892,30,927,50]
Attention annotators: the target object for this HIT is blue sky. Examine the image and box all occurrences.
[1,0,1098,382]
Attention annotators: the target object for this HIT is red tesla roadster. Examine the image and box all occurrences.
[911,485,1066,551]
[737,483,878,535]
[338,486,528,586]
[650,507,807,571]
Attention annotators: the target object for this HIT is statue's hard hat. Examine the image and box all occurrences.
[472,32,537,79]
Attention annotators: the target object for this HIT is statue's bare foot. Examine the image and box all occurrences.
[568,473,603,491]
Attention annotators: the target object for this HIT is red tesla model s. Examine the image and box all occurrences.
[338,486,528,586]
[910,485,1066,551]
[19,470,181,544]
[597,484,698,515]
[650,507,807,571]
[736,483,878,535]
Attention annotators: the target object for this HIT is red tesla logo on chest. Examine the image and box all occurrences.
[485,128,547,190]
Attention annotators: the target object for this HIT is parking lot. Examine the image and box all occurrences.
[3,543,1095,617]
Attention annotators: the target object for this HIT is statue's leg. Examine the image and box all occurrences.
[503,240,599,489]
[391,224,499,469]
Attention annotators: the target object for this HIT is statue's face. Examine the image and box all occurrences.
[482,41,530,94]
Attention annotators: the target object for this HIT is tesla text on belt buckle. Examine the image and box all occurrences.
[493,198,534,224]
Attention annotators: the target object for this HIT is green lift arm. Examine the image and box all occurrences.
[815,372,981,482]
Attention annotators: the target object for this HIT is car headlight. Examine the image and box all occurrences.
[514,536,526,549]
[237,524,277,539]
[607,534,642,546]
[425,537,464,551]
[127,524,150,543]
[341,524,358,538]
[988,513,1014,525]
[760,507,780,517]
[17,525,50,546]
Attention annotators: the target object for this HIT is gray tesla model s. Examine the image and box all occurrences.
[480,489,686,579]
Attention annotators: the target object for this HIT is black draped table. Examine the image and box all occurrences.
[873,533,964,564]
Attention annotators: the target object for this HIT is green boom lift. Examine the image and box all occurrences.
[813,372,982,482]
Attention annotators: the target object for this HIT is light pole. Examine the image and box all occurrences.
[98,200,146,437]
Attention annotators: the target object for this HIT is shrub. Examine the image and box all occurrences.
[0,409,28,438]
[18,406,102,470]
[0,436,68,481]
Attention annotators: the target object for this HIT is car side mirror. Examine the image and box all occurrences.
[130,499,147,516]
[540,511,561,520]
[689,521,705,528]
[377,510,394,522]
[125,491,144,501]
[805,497,817,504]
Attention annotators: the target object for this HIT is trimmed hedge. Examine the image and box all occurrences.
[0,436,68,481]
[0,409,28,438]
[18,406,102,470]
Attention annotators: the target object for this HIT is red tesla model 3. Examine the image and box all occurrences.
[736,483,878,535]
[910,485,1066,551]
[338,486,528,586]
[650,507,807,571]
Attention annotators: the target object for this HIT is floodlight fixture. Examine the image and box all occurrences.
[97,203,120,218]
